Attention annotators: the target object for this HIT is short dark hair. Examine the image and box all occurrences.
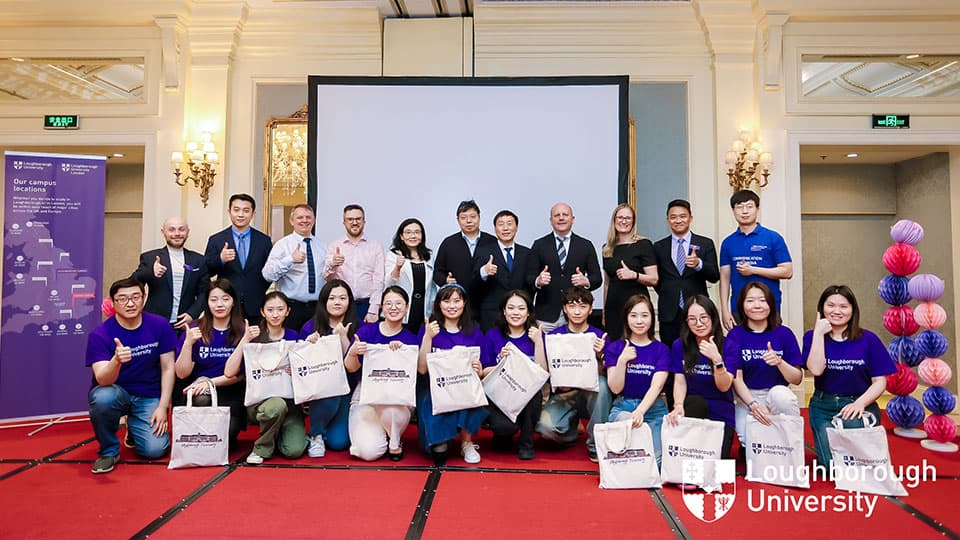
[667,199,691,215]
[343,204,364,215]
[456,200,480,216]
[229,193,256,212]
[493,209,518,226]
[110,277,144,298]
[730,190,760,208]
[563,287,593,305]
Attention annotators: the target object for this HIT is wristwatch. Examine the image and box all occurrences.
[713,362,725,370]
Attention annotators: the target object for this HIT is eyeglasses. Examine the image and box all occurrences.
[113,294,143,305]
[686,315,711,325]
[344,217,364,223]
[614,216,633,222]
[383,301,406,309]
[402,229,422,237]
[733,202,757,211]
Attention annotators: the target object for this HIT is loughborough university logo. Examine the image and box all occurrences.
[680,459,737,523]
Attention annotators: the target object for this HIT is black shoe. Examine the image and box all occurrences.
[430,442,448,465]
[92,455,119,474]
[518,446,535,460]
[389,445,404,462]
[588,449,598,463]
[492,435,513,452]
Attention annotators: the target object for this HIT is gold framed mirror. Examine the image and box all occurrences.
[263,104,309,239]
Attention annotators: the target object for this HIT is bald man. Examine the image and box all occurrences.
[132,217,209,331]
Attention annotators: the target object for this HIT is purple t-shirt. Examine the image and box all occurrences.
[356,323,419,366]
[802,329,895,396]
[299,318,363,340]
[723,325,802,389]
[483,328,539,368]
[85,313,177,398]
[549,324,604,339]
[419,325,487,352]
[670,338,738,429]
[603,340,670,399]
[177,326,240,379]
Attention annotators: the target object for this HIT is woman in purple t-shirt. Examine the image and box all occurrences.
[604,294,670,464]
[175,278,247,445]
[804,285,895,467]
[727,282,803,448]
[665,295,736,458]
[481,290,547,460]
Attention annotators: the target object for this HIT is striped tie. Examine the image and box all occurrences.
[557,237,567,268]
[676,238,686,308]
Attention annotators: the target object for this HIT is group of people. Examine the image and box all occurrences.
[85,190,895,477]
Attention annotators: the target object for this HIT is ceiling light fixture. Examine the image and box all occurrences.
[847,153,859,158]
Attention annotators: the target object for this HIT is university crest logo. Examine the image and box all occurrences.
[680,459,737,523]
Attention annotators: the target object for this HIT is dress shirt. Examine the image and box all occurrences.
[323,236,386,311]
[462,232,480,257]
[231,227,250,267]
[167,247,185,322]
[671,232,703,272]
[262,232,327,302]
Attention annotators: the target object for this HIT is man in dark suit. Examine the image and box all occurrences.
[653,199,719,347]
[203,193,272,323]
[472,209,533,330]
[527,202,602,331]
[132,217,208,332]
[433,199,497,311]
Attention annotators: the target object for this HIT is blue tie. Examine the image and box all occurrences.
[304,238,316,295]
[238,233,249,269]
[676,238,686,308]
[504,247,514,272]
[557,237,567,268]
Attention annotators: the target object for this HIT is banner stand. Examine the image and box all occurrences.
[0,412,88,433]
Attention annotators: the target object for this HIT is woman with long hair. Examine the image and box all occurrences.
[385,218,436,333]
[601,204,657,341]
[804,285,895,466]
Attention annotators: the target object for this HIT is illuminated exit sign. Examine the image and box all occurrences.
[43,115,79,129]
[872,114,909,129]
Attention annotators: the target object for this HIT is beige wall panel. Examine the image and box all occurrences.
[383,18,465,76]
[800,164,896,215]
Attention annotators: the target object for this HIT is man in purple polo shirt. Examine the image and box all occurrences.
[719,190,793,330]
[85,277,177,474]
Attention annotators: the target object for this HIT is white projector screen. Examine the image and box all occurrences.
[308,76,628,302]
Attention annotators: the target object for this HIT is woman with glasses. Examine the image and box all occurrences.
[601,204,657,341]
[665,295,736,458]
[385,218,437,334]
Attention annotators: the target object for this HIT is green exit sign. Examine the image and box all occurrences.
[872,114,909,129]
[43,115,79,129]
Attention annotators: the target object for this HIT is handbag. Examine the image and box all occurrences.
[287,336,351,404]
[169,380,230,469]
[358,344,419,407]
[826,412,908,496]
[545,333,600,391]
[660,416,725,485]
[594,420,662,489]
[427,346,489,415]
[482,342,549,423]
[242,341,294,406]
[745,414,809,488]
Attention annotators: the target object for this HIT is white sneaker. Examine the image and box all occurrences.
[308,434,326,458]
[246,452,264,465]
[461,442,481,464]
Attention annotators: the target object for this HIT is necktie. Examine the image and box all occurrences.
[676,238,686,308]
[504,247,514,272]
[238,233,249,269]
[557,237,567,268]
[304,237,316,295]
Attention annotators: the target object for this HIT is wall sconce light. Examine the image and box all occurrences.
[724,130,772,192]
[172,131,219,207]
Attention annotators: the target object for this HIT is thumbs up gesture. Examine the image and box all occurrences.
[242,319,260,343]
[153,255,167,278]
[536,265,551,287]
[350,334,367,356]
[814,313,832,337]
[762,341,782,366]
[615,260,636,281]
[618,339,637,364]
[291,242,306,264]
[445,272,457,284]
[699,336,721,363]
[220,242,236,263]
[394,252,405,269]
[113,338,132,363]
[332,246,345,267]
[483,254,498,276]
[184,326,202,345]
[571,266,589,287]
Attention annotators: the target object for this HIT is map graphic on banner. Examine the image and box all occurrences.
[2,151,106,419]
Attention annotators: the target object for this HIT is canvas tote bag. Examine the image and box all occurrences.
[545,333,600,391]
[287,335,351,404]
[594,420,662,489]
[169,380,230,469]
[745,414,809,488]
[358,344,419,407]
[243,340,294,406]
[660,416,725,485]
[427,346,489,415]
[482,342,549,423]
[827,412,907,496]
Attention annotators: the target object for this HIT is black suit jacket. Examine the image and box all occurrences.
[204,227,273,319]
[432,231,497,309]
[132,247,209,321]
[526,232,602,321]
[472,242,534,329]
[653,232,720,323]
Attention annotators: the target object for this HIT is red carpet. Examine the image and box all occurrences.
[152,468,427,540]
[897,478,960,533]
[0,422,92,460]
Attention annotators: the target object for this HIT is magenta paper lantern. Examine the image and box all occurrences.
[923,414,958,443]
[885,363,919,395]
[883,305,920,336]
[101,297,116,318]
[914,302,947,330]
[882,243,922,276]
[918,357,953,387]
[908,274,945,303]
[890,219,925,245]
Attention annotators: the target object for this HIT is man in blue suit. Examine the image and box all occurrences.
[472,209,533,330]
[203,194,272,323]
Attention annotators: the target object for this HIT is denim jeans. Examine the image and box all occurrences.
[307,394,350,451]
[536,374,613,453]
[808,390,881,467]
[609,396,668,465]
[88,385,169,459]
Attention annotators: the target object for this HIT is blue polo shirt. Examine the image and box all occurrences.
[719,224,792,311]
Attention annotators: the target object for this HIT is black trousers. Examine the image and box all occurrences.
[487,395,543,451]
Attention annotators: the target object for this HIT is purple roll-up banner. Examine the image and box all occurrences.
[2,151,106,420]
